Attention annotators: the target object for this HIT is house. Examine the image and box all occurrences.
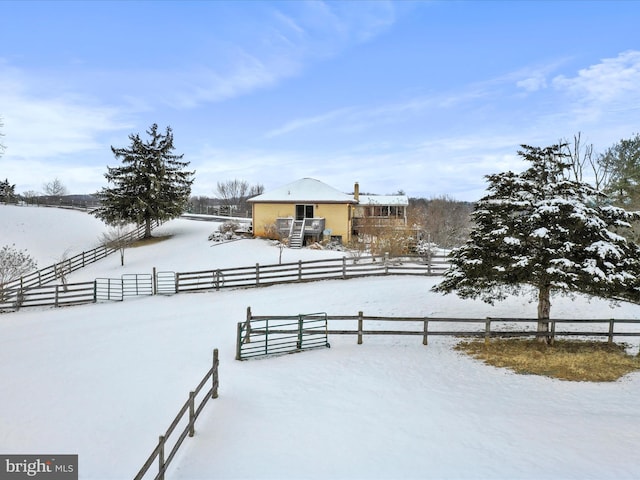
[247,178,408,247]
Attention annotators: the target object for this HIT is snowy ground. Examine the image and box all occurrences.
[1,205,640,480]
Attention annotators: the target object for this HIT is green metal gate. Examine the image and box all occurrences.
[236,313,330,360]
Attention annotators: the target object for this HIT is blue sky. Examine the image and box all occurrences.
[1,0,639,201]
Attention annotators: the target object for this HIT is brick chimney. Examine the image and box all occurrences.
[354,182,360,202]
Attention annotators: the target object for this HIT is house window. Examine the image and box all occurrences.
[295,204,314,220]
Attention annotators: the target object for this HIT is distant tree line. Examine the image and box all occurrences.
[0,176,95,207]
[188,179,264,217]
[408,196,474,249]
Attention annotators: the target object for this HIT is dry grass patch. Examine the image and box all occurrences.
[130,235,173,248]
[455,339,640,382]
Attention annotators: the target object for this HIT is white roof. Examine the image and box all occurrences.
[248,178,357,204]
[248,177,408,206]
[358,194,409,206]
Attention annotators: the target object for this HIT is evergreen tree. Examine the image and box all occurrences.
[93,124,194,237]
[433,144,640,343]
[0,178,16,203]
[600,133,640,208]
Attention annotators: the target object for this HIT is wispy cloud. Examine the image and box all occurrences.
[170,49,297,109]
[552,50,640,122]
[264,107,355,138]
[262,85,494,139]
[508,61,568,93]
[0,66,129,158]
[167,1,397,109]
[553,50,640,102]
[0,63,132,192]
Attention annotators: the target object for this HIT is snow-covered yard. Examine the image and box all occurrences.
[1,205,640,479]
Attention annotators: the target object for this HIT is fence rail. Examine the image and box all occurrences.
[1,254,448,312]
[134,349,219,480]
[243,308,640,351]
[0,281,97,310]
[0,220,162,310]
[175,254,448,293]
[1,219,161,296]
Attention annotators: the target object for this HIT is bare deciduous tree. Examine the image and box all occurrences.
[216,179,264,216]
[559,132,612,190]
[0,245,37,304]
[100,225,135,266]
[53,248,73,289]
[43,178,69,197]
[216,179,249,207]
[409,196,473,249]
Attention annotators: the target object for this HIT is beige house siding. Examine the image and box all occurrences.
[315,203,352,241]
[252,203,294,237]
[252,202,353,242]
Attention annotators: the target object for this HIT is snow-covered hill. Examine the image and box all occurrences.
[0,204,109,266]
[1,205,639,480]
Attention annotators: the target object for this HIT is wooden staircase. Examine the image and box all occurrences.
[289,220,304,248]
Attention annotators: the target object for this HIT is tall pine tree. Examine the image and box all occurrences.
[94,124,194,237]
[433,144,640,343]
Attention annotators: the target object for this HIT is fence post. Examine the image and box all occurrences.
[212,348,219,399]
[297,314,303,349]
[550,320,556,345]
[188,391,195,437]
[93,280,97,303]
[298,260,302,281]
[245,307,252,344]
[158,435,165,480]
[484,318,491,346]
[152,267,157,295]
[423,319,429,346]
[342,257,347,279]
[256,263,260,286]
[384,252,389,275]
[358,311,363,345]
[608,319,615,345]
[427,252,432,275]
[265,318,271,355]
[15,288,24,311]
[215,270,221,291]
[175,273,180,294]
[235,323,244,361]
[54,285,59,308]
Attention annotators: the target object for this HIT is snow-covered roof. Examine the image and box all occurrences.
[248,178,357,204]
[358,194,409,206]
[248,178,408,206]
